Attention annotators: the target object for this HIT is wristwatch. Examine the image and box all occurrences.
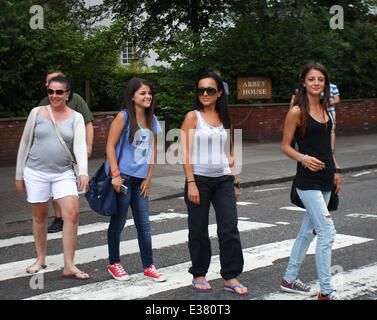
[234,182,240,189]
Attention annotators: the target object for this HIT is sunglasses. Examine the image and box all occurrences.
[197,87,218,96]
[47,89,68,95]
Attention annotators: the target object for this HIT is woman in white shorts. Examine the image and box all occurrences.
[15,75,90,279]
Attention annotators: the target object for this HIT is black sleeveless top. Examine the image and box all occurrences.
[294,111,335,191]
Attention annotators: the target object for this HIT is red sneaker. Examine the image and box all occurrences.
[108,262,130,281]
[144,264,167,282]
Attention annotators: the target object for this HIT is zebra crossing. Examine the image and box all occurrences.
[26,233,373,300]
[0,200,376,300]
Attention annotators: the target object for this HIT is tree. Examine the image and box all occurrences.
[212,0,377,101]
[150,0,377,128]
[34,0,105,31]
[102,0,253,53]
[0,0,123,116]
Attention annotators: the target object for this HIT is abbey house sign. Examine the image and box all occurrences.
[237,77,272,100]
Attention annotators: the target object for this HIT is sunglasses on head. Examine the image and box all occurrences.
[47,89,68,95]
[197,87,218,96]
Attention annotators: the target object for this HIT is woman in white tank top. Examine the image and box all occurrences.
[181,72,248,296]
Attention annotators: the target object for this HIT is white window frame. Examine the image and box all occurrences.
[121,41,135,65]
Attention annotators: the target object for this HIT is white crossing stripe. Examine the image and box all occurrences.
[0,220,275,282]
[237,201,258,206]
[0,213,187,249]
[352,171,372,177]
[346,213,377,220]
[280,206,306,212]
[26,233,372,300]
[255,262,377,300]
[254,187,288,193]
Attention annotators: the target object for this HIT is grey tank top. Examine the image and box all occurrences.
[191,110,231,177]
[26,114,75,173]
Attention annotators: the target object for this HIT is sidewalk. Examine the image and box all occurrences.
[1,134,377,225]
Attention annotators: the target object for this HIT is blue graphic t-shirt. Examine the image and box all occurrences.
[112,110,161,179]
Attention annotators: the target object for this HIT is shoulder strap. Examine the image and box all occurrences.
[115,111,129,162]
[193,109,202,125]
[46,105,77,164]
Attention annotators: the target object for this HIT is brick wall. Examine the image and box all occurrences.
[1,99,376,167]
[90,112,117,159]
[229,102,288,142]
[0,111,117,167]
[229,98,377,142]
[0,119,26,166]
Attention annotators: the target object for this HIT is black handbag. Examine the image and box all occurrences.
[327,186,339,211]
[85,162,118,216]
[290,177,304,208]
[290,177,339,211]
[85,130,126,216]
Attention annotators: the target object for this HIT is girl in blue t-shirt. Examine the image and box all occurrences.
[105,77,166,282]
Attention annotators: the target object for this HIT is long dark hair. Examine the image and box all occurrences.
[194,71,233,151]
[48,75,72,92]
[194,71,231,130]
[293,62,330,137]
[122,77,155,143]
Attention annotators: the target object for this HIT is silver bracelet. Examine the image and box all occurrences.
[301,154,308,167]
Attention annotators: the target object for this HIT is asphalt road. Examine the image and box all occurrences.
[1,169,376,303]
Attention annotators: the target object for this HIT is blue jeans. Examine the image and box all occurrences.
[107,175,153,268]
[284,188,336,295]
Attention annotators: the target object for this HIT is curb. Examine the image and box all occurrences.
[2,163,377,226]
[149,162,377,202]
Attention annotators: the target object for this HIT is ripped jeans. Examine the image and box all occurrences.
[284,188,336,295]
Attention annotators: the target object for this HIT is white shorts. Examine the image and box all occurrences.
[24,166,78,203]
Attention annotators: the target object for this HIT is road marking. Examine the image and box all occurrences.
[0,220,275,282]
[280,206,306,212]
[26,234,373,300]
[352,171,372,177]
[254,187,288,193]
[237,201,258,206]
[0,213,187,249]
[255,262,377,300]
[346,213,377,220]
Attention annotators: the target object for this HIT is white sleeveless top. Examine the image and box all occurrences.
[191,110,231,177]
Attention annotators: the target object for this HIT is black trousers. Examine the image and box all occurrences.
[184,174,244,280]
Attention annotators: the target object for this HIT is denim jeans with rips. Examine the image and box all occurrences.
[284,188,336,295]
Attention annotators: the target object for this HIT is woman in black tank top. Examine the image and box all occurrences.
[280,62,342,300]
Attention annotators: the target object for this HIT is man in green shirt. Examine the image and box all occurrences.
[38,70,94,232]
